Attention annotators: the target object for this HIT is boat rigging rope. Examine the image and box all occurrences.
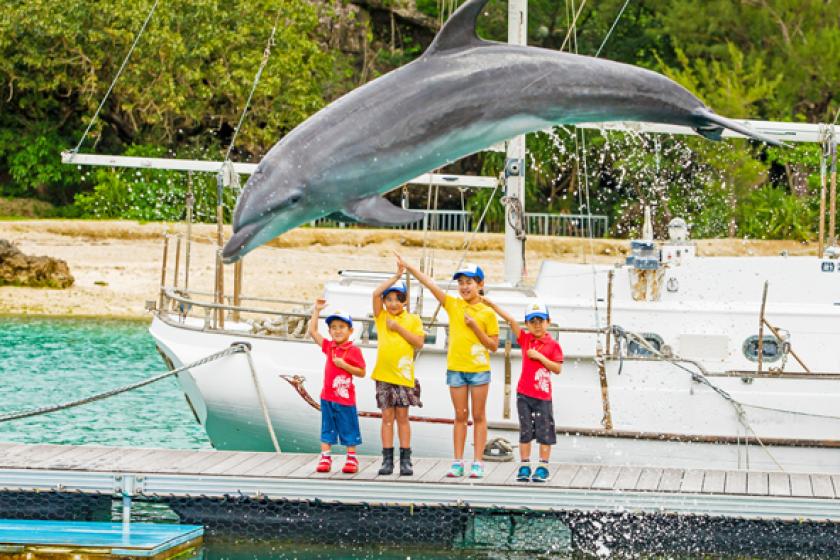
[70,0,160,155]
[594,0,632,57]
[0,344,245,424]
[222,7,285,165]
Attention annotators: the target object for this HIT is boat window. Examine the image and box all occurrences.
[742,335,782,363]
[499,327,521,349]
[627,333,664,357]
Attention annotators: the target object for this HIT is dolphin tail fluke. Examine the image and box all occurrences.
[337,195,423,227]
[692,108,785,147]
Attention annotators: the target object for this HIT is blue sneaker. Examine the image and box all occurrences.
[446,461,465,478]
[531,465,550,483]
[516,465,532,482]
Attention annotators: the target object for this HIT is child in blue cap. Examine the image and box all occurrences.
[396,253,499,479]
[307,299,366,474]
[371,263,425,475]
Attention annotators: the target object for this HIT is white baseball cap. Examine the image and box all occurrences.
[524,302,550,322]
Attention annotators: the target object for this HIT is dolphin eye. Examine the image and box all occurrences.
[288,194,301,205]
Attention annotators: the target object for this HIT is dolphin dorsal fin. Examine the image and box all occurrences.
[425,0,493,55]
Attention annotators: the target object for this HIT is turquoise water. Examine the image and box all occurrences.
[0,317,210,449]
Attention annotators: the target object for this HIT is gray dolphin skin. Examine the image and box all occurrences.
[222,0,780,263]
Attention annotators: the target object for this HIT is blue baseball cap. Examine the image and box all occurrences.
[325,309,353,327]
[382,282,407,298]
[525,302,550,322]
[453,263,484,282]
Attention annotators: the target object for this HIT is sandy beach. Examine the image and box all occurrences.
[0,219,815,319]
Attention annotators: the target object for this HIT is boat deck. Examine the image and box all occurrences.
[0,442,839,522]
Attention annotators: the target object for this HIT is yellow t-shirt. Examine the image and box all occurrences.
[371,310,424,387]
[443,295,499,372]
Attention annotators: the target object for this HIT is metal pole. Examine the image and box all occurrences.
[819,135,827,257]
[503,337,512,419]
[757,281,768,374]
[606,270,614,355]
[504,0,527,285]
[173,235,181,290]
[829,129,837,247]
[232,260,243,322]
[184,173,194,290]
[215,173,225,329]
[158,236,169,311]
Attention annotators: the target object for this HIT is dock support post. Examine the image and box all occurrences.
[819,135,827,256]
[503,337,512,419]
[606,270,614,355]
[121,474,135,532]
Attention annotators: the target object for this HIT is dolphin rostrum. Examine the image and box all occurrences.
[222,0,780,263]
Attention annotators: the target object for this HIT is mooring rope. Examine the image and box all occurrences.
[0,344,246,423]
[70,0,160,155]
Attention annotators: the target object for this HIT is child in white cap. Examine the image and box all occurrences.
[481,299,563,482]
[307,299,366,474]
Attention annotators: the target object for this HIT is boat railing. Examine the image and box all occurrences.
[156,285,609,343]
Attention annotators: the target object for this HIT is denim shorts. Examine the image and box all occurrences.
[320,399,362,447]
[446,370,491,387]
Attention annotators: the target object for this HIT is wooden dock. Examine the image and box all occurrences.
[0,442,838,523]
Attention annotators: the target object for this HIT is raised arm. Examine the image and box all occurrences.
[307,298,326,346]
[464,314,500,352]
[386,318,425,350]
[395,252,447,305]
[481,296,521,338]
[527,349,563,374]
[372,264,406,317]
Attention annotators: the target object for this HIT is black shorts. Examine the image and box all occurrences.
[517,393,556,445]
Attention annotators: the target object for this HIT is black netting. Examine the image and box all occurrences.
[1,489,840,558]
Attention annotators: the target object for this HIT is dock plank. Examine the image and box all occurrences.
[657,469,684,492]
[592,466,622,490]
[546,464,579,488]
[790,474,813,497]
[237,453,299,477]
[99,448,166,471]
[702,470,725,494]
[831,475,840,499]
[724,471,747,495]
[614,467,642,490]
[569,465,600,489]
[483,462,519,485]
[342,456,382,480]
[636,468,663,491]
[401,458,438,481]
[207,452,274,476]
[261,454,315,477]
[128,449,197,473]
[811,475,834,499]
[768,473,791,497]
[417,459,450,483]
[747,472,769,496]
[679,470,704,493]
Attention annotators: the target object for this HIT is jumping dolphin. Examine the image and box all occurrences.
[222,0,780,263]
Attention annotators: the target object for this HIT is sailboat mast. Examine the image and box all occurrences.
[504,0,527,285]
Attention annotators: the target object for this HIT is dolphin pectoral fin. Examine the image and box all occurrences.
[425,0,494,55]
[342,196,424,227]
[692,108,785,147]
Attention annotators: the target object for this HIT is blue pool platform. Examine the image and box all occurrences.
[0,519,203,557]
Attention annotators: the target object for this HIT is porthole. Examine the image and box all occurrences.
[627,333,664,357]
[742,335,782,363]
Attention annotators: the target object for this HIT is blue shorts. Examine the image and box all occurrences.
[320,399,362,447]
[446,370,491,387]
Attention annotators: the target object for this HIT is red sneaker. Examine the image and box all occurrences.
[316,454,332,473]
[342,455,359,474]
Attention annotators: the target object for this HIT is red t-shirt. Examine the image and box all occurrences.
[516,331,564,401]
[320,339,366,406]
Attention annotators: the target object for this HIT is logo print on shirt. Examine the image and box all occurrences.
[397,356,413,380]
[534,368,551,394]
[471,343,488,365]
[333,375,351,399]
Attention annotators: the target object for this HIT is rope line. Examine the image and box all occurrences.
[595,0,632,57]
[222,7,284,165]
[71,0,160,155]
[0,345,245,423]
